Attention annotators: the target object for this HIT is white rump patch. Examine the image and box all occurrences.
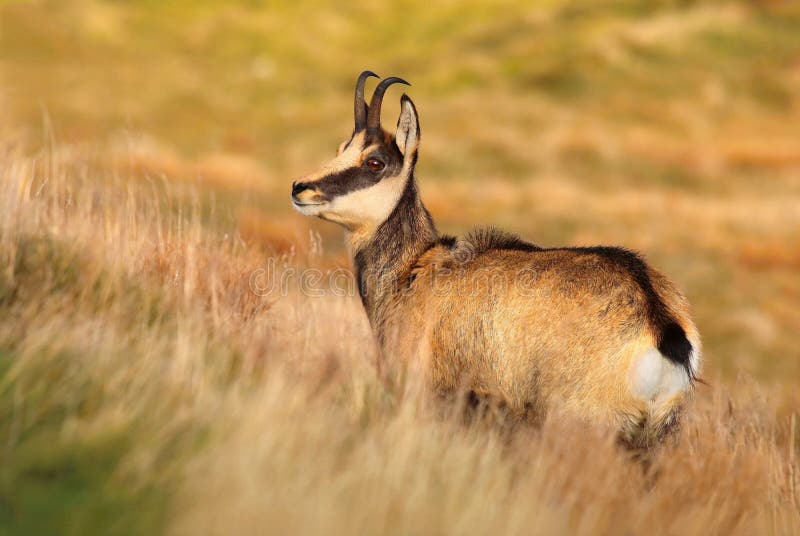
[632,348,691,402]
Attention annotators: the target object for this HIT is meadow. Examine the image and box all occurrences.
[1,1,799,534]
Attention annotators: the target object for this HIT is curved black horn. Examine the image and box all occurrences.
[366,76,410,131]
[354,70,379,131]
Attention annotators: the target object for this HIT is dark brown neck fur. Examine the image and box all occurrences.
[353,175,438,336]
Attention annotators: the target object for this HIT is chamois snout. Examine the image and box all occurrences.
[291,181,307,197]
[291,181,325,209]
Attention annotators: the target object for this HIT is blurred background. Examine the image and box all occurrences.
[1,0,798,382]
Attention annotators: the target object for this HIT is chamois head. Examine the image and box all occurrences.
[291,71,420,231]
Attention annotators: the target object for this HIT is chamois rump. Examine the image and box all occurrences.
[291,71,701,446]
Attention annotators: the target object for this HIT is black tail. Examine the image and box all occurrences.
[656,321,695,380]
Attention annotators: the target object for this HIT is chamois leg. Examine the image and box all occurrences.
[617,402,683,476]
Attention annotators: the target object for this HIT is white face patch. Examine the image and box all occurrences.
[632,347,691,402]
[319,171,408,230]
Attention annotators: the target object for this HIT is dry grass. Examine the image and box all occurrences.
[0,131,798,535]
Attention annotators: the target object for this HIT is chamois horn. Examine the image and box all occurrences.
[366,76,410,132]
[354,70,379,131]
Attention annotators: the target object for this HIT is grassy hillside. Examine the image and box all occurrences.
[1,133,798,535]
[0,0,799,534]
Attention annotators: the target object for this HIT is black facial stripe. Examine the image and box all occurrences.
[314,140,404,199]
[313,167,382,199]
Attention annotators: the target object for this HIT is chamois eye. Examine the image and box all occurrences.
[366,158,385,172]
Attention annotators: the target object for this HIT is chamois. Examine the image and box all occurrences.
[291,71,701,446]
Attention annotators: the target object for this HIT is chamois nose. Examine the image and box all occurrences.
[292,181,310,197]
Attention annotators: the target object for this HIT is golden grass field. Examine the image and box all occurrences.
[1,1,799,534]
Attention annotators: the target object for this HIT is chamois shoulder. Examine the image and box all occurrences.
[461,227,541,255]
[409,227,539,279]
[406,228,533,280]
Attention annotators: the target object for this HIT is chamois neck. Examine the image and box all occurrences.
[351,176,438,330]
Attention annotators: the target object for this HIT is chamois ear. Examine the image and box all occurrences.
[395,94,420,160]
